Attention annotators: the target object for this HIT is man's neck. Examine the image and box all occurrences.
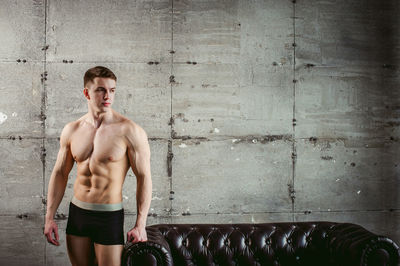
[86,108,113,129]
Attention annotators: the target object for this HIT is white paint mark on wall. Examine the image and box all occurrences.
[214,128,220,133]
[179,143,187,148]
[335,178,340,182]
[123,195,129,200]
[152,196,163,200]
[232,139,241,143]
[251,215,255,223]
[230,146,234,150]
[0,112,7,124]
[12,112,17,117]
[357,190,361,194]
[235,158,240,161]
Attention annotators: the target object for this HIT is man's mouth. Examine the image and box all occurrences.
[103,103,111,106]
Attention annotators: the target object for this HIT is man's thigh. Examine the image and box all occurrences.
[94,243,123,266]
[66,234,97,266]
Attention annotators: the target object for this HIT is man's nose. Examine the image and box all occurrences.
[104,91,109,99]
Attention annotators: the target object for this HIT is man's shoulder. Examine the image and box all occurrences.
[62,119,81,133]
[121,118,146,136]
[59,120,79,141]
[117,116,147,143]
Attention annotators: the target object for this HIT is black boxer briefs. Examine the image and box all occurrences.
[66,201,125,245]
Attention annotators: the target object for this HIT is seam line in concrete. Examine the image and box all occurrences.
[6,208,400,218]
[43,0,48,264]
[291,0,297,223]
[168,0,175,217]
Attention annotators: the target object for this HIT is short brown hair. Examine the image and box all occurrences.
[84,66,117,88]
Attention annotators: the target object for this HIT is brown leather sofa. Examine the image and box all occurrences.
[122,222,400,266]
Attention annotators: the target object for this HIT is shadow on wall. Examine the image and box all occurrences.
[354,0,399,225]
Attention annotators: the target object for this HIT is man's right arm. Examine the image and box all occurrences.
[44,122,75,245]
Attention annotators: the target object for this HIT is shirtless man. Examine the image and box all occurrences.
[43,66,152,266]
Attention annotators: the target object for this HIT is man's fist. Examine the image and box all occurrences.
[127,226,147,244]
[44,219,60,246]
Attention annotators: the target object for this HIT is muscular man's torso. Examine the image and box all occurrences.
[69,111,132,204]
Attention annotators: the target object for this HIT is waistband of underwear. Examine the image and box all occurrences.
[71,195,123,211]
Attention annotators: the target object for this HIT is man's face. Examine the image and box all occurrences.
[84,77,116,111]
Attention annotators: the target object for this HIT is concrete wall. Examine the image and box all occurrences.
[0,0,398,264]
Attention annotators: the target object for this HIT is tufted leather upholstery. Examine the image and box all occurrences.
[122,222,400,266]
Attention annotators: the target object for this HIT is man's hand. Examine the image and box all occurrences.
[44,219,60,246]
[127,226,147,244]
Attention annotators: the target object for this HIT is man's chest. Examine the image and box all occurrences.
[70,124,127,164]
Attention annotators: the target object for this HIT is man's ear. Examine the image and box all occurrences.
[83,88,90,100]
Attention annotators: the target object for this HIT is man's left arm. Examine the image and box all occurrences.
[126,122,152,243]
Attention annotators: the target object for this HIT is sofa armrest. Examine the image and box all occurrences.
[121,227,173,266]
[327,223,400,266]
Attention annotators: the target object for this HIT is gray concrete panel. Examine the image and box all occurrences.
[172,139,292,215]
[383,72,400,138]
[173,0,293,64]
[296,0,400,67]
[172,0,294,137]
[295,0,400,139]
[45,62,170,138]
[237,0,293,70]
[295,211,400,248]
[0,63,43,137]
[46,0,171,63]
[0,139,43,215]
[170,212,293,224]
[173,0,240,64]
[295,138,400,211]
[172,63,293,137]
[0,0,45,61]
[0,215,44,266]
[295,65,398,139]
